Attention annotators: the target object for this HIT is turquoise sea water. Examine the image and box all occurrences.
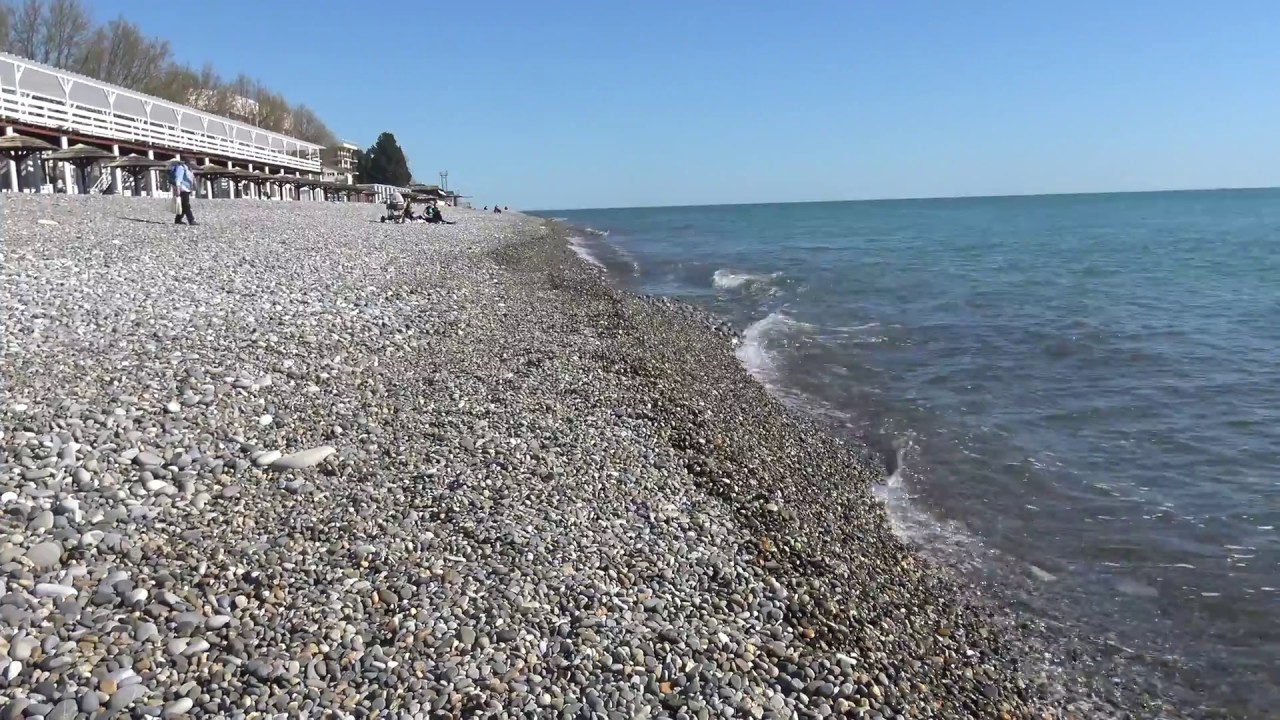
[537,190,1280,716]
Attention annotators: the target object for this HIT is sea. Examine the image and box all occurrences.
[533,190,1280,717]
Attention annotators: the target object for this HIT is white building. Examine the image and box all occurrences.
[1,51,323,194]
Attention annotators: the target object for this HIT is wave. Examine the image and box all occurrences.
[602,235,641,275]
[584,227,610,237]
[734,311,813,382]
[735,311,988,570]
[567,236,605,269]
[712,268,781,290]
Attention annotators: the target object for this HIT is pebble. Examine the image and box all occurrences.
[135,451,164,467]
[9,636,37,661]
[270,446,336,470]
[253,450,282,467]
[33,582,77,599]
[108,684,147,712]
[25,541,63,569]
[27,509,54,532]
[163,697,194,717]
[0,196,1083,720]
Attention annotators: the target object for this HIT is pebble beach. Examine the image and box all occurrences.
[1,195,1146,719]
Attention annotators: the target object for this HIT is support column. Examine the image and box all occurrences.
[109,145,121,195]
[58,136,73,192]
[247,164,256,199]
[145,149,157,196]
[4,128,17,192]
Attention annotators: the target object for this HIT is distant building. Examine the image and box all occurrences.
[320,141,359,177]
[321,164,354,185]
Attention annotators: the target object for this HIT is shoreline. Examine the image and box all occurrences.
[539,215,1256,720]
[516,220,1205,719]
[1,195,1159,717]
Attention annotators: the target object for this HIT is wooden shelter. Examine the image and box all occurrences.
[0,134,58,192]
[43,143,115,194]
[104,153,169,196]
[191,162,241,178]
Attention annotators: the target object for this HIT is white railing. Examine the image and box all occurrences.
[0,52,322,172]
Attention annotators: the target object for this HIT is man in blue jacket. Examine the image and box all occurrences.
[168,159,198,225]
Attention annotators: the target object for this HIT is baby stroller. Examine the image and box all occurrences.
[380,198,409,223]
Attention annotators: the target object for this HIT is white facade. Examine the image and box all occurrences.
[364,183,412,204]
[0,52,321,171]
[321,141,358,173]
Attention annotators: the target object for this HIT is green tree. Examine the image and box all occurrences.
[361,132,412,186]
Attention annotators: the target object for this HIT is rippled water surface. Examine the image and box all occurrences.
[536,191,1280,716]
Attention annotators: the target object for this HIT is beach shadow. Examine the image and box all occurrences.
[119,217,168,225]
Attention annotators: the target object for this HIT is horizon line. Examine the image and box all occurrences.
[533,184,1280,213]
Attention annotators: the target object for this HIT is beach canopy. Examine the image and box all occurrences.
[44,144,115,163]
[0,134,58,157]
[43,144,115,194]
[192,162,241,177]
[105,154,168,169]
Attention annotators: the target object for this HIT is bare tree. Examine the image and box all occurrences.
[7,0,44,60]
[252,89,290,133]
[40,0,91,67]
[290,104,335,145]
[4,0,92,67]
[191,63,224,111]
[0,2,13,52]
[78,17,172,88]
[146,63,201,105]
[0,0,343,143]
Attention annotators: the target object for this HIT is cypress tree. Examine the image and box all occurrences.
[361,132,412,186]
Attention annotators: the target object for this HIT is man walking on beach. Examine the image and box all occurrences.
[169,159,197,226]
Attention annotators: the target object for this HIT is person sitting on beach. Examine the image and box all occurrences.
[493,206,502,214]
[423,199,456,225]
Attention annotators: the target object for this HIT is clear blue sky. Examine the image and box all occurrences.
[91,0,1280,209]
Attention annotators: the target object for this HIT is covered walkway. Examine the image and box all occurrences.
[0,51,329,198]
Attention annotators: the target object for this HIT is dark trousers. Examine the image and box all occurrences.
[174,191,195,224]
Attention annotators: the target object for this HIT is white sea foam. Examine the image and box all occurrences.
[734,311,991,576]
[584,227,610,237]
[602,235,641,275]
[567,236,605,269]
[735,311,792,381]
[712,268,781,290]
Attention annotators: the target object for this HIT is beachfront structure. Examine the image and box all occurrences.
[407,183,466,206]
[0,51,323,194]
[320,141,359,174]
[320,165,355,186]
[362,183,413,204]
